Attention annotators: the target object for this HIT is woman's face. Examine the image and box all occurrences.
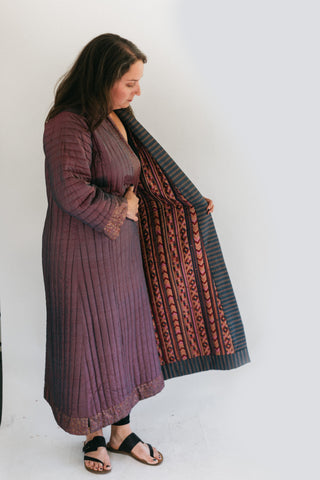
[110,60,144,110]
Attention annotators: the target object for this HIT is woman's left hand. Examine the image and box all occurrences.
[204,197,214,214]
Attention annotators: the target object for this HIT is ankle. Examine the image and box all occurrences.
[110,423,132,441]
[86,429,104,443]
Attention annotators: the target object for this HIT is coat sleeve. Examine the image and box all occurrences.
[43,112,128,240]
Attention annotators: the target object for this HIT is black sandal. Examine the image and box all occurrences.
[83,436,111,474]
[106,432,163,466]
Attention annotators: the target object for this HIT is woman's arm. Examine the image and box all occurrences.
[44,112,128,240]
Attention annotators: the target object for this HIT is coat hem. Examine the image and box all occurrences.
[45,373,165,435]
[161,348,250,380]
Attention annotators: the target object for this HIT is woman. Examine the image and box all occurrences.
[43,33,249,474]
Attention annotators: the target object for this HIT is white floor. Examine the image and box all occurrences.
[0,348,316,480]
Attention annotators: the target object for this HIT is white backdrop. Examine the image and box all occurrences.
[0,1,319,479]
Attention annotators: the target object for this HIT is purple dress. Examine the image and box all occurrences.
[42,111,164,435]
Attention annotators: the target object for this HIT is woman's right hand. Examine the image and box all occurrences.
[124,185,139,222]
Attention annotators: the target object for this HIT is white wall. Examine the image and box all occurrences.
[0,1,319,479]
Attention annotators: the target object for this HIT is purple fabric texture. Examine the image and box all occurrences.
[42,112,164,435]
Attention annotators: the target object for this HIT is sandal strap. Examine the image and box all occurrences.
[146,443,155,458]
[118,432,142,453]
[83,455,105,466]
[83,435,107,453]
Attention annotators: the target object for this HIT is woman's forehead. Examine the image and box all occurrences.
[121,61,144,81]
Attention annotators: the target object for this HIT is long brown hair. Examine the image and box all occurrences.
[46,33,147,130]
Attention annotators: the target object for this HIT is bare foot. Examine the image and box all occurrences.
[108,424,162,465]
[84,430,112,473]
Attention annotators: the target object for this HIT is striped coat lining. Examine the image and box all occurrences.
[117,109,250,378]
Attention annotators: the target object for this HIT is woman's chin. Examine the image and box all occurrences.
[114,102,130,110]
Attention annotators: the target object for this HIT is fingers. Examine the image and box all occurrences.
[124,185,138,201]
[207,200,214,213]
[124,185,139,221]
[203,196,214,214]
[125,209,139,222]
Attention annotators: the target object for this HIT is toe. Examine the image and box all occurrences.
[84,444,111,472]
[148,444,162,462]
[144,443,161,464]
[153,446,162,460]
[85,459,102,472]
[85,460,94,470]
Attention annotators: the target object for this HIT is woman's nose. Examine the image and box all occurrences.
[135,83,141,96]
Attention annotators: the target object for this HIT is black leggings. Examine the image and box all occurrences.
[112,414,130,426]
